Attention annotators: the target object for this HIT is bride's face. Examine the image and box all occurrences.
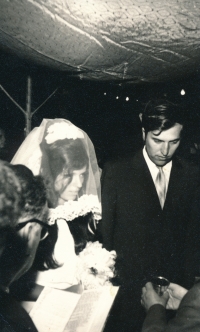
[54,166,87,204]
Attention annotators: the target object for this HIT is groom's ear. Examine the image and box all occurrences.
[139,113,143,122]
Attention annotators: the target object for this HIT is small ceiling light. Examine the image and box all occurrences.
[104,92,106,95]
[116,96,119,99]
[180,89,185,95]
[126,97,129,101]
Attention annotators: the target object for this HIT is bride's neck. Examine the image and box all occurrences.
[57,197,68,206]
[57,197,78,206]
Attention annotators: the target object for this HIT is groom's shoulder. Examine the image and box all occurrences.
[173,155,200,188]
[103,150,142,173]
[174,154,200,174]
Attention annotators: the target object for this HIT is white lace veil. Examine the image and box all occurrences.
[11,119,101,207]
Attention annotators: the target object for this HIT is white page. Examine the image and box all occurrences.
[64,286,119,332]
[30,287,80,332]
[89,286,119,332]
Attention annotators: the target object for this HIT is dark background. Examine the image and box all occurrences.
[1,49,200,167]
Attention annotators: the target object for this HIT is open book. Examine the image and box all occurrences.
[29,285,119,332]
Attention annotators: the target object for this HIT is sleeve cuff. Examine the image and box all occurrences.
[142,304,166,332]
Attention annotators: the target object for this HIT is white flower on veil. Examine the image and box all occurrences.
[45,122,84,144]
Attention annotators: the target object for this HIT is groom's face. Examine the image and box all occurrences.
[143,123,183,166]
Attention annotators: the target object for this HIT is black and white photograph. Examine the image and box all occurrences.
[1,1,200,331]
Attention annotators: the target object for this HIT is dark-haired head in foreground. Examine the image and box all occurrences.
[0,161,52,331]
[0,162,50,288]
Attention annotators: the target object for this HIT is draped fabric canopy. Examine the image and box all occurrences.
[1,0,200,82]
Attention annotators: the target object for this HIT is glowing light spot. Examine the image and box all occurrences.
[104,92,106,95]
[126,97,129,101]
[116,96,119,99]
[180,89,185,95]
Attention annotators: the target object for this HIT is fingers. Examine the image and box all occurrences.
[142,286,146,294]
[163,290,170,300]
[145,282,154,290]
[142,282,155,298]
[168,282,178,291]
[141,285,147,307]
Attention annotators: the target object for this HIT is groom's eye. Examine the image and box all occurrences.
[171,140,179,144]
[153,139,161,143]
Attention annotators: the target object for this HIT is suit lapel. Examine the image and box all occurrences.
[163,156,182,210]
[134,150,162,211]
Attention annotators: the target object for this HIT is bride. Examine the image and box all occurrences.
[12,118,102,290]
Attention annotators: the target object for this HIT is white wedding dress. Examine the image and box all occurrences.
[36,220,79,289]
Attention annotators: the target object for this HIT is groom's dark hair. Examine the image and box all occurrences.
[141,99,187,135]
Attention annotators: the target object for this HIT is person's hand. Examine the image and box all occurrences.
[141,282,169,311]
[166,283,188,310]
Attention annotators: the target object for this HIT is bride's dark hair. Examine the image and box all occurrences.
[67,212,98,255]
[40,138,89,207]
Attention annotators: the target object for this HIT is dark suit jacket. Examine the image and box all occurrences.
[101,149,200,329]
[142,282,200,332]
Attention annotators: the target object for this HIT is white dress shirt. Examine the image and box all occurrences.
[143,146,172,194]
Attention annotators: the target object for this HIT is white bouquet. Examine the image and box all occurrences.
[76,241,117,289]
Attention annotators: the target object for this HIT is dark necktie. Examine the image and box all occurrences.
[155,167,166,209]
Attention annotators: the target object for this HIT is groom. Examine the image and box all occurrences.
[101,99,200,331]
